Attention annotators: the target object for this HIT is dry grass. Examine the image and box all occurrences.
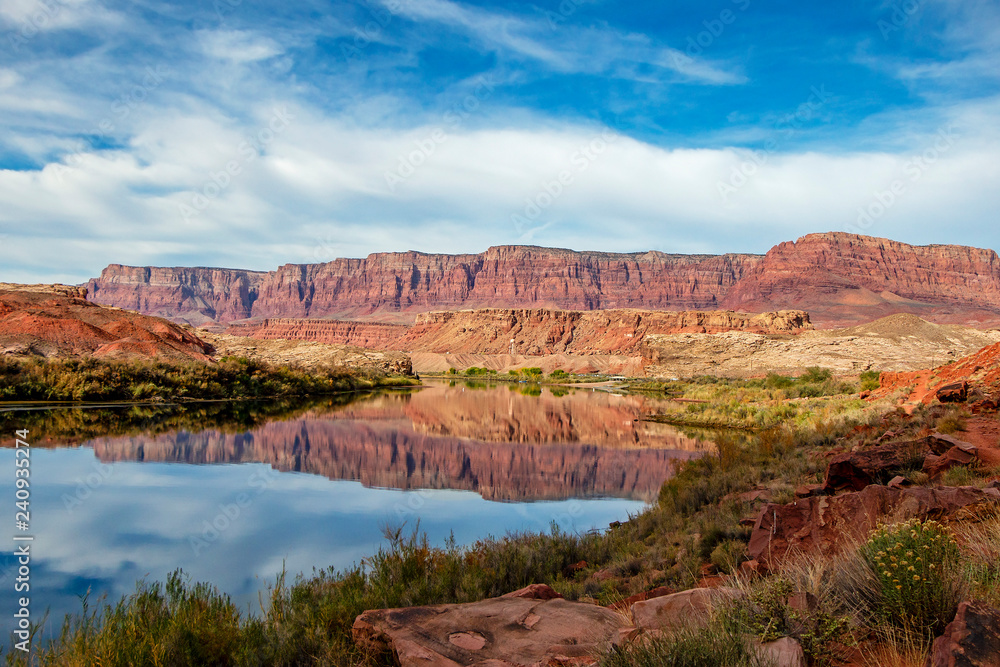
[950,504,1000,607]
[935,407,969,434]
[858,626,930,667]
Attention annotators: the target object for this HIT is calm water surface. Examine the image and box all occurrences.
[0,381,712,642]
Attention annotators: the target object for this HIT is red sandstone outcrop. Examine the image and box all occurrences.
[87,233,1000,328]
[0,283,213,362]
[89,246,759,325]
[226,318,409,349]
[928,601,1000,667]
[225,308,810,356]
[875,341,1000,408]
[395,308,810,355]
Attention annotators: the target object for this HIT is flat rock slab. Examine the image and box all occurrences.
[354,595,626,667]
[630,587,742,632]
[755,637,806,667]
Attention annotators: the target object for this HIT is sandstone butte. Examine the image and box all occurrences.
[85,232,1000,330]
[0,283,213,362]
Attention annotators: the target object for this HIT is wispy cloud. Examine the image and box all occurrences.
[198,30,284,63]
[384,0,745,85]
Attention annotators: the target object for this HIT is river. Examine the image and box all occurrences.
[0,381,713,644]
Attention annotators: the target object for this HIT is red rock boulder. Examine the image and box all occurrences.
[928,601,1000,667]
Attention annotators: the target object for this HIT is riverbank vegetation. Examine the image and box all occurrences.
[0,392,416,444]
[5,378,999,666]
[636,368,880,431]
[0,356,417,403]
[437,366,610,383]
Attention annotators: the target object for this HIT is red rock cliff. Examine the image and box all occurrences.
[89,247,759,324]
[87,265,268,326]
[86,233,1000,328]
[721,233,1000,327]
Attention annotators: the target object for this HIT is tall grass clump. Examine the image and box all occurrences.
[860,518,961,640]
[12,571,266,667]
[600,617,775,667]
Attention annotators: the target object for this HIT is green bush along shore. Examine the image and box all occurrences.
[0,356,417,403]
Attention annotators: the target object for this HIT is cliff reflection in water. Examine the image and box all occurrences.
[88,383,711,502]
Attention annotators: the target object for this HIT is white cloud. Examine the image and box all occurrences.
[198,30,284,63]
[0,0,122,33]
[0,69,21,90]
[2,91,998,282]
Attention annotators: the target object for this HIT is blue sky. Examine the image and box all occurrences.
[0,0,998,282]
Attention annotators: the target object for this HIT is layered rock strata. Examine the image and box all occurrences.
[87,233,1000,328]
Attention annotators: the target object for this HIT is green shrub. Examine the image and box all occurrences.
[765,373,794,389]
[862,518,961,639]
[0,357,415,403]
[797,383,823,398]
[734,577,850,665]
[549,369,568,378]
[523,367,544,377]
[800,367,833,383]
[709,539,747,575]
[860,370,881,391]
